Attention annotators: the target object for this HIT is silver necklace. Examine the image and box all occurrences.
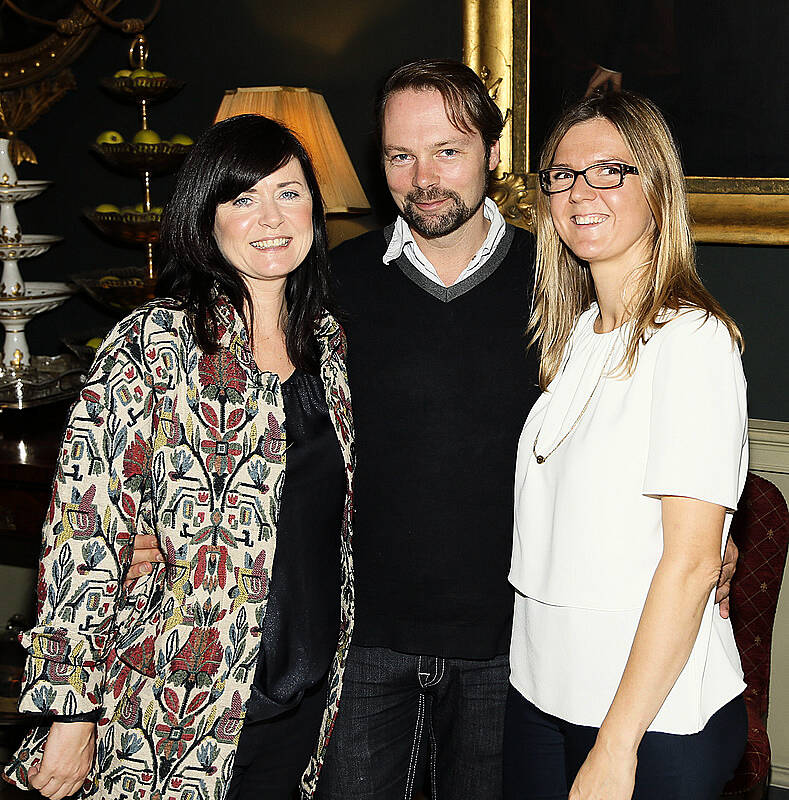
[532,327,618,464]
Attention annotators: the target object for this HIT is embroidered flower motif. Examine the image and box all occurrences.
[214,690,244,744]
[123,433,151,483]
[170,628,223,688]
[117,636,156,678]
[193,545,228,591]
[262,413,284,462]
[200,429,242,475]
[192,510,236,549]
[60,485,99,543]
[198,351,246,403]
[154,711,196,759]
[153,399,182,448]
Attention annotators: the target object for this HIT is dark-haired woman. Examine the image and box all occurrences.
[4,114,354,800]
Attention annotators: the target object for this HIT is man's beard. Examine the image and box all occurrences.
[401,184,486,239]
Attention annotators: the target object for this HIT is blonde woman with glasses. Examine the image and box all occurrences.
[504,91,747,800]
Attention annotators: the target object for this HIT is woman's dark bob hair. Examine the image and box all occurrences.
[157,113,334,372]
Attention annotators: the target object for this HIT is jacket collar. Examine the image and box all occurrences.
[213,295,342,370]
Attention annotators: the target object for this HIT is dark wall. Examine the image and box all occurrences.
[697,244,788,421]
[18,0,461,354]
[14,1,788,420]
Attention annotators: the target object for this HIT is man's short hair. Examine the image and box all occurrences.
[375,58,504,158]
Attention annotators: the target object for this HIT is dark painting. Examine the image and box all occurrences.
[528,0,788,178]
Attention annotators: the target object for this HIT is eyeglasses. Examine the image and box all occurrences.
[538,162,639,194]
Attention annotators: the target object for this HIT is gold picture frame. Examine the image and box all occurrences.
[463,0,789,245]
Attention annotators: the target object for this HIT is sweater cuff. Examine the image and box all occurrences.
[18,629,107,716]
[18,655,104,716]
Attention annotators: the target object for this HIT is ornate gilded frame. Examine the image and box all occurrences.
[463,0,789,245]
[0,1,124,91]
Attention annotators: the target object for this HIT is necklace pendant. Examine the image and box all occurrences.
[535,454,545,464]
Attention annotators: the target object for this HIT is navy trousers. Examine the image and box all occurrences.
[503,686,747,800]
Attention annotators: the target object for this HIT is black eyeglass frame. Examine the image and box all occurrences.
[538,162,640,195]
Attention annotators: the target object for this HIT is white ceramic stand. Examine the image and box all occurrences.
[0,139,81,407]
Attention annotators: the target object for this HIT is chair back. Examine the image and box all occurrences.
[723,472,789,796]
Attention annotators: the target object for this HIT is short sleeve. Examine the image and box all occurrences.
[643,312,747,510]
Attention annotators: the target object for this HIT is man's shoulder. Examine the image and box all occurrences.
[494,224,535,285]
[505,223,536,254]
[330,228,389,271]
[329,229,392,306]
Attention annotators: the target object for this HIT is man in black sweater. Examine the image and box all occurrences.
[125,59,536,797]
[317,59,539,799]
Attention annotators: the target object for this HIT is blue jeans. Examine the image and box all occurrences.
[316,645,510,799]
[503,687,747,800]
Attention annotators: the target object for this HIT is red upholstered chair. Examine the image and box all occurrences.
[722,472,789,800]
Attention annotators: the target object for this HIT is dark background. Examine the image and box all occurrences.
[10,0,789,420]
[528,0,789,178]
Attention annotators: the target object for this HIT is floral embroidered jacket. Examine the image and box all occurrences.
[3,297,355,800]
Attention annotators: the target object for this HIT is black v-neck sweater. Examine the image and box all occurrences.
[331,224,540,658]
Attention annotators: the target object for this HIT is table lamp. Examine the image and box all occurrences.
[214,86,370,219]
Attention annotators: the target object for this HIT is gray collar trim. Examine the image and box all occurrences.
[382,223,515,303]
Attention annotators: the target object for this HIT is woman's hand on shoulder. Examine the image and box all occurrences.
[28,720,96,800]
[569,739,636,800]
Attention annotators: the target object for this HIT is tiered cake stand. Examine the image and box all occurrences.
[74,35,189,312]
[0,141,83,409]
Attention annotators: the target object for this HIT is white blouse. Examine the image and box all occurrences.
[509,305,748,734]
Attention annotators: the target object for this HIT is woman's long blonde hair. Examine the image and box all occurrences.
[529,91,742,390]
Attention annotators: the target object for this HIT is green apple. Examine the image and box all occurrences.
[121,206,138,215]
[169,133,193,146]
[95,203,120,213]
[132,129,161,145]
[113,69,132,78]
[149,71,167,79]
[86,337,103,349]
[95,130,124,145]
[151,206,164,215]
[130,68,152,80]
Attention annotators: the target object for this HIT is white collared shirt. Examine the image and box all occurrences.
[382,197,506,287]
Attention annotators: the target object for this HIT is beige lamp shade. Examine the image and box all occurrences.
[214,86,370,215]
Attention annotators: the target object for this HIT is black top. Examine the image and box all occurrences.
[330,225,540,659]
[245,369,345,724]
